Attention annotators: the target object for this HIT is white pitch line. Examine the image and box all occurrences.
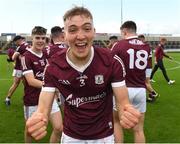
[167,65,180,71]
[167,59,180,65]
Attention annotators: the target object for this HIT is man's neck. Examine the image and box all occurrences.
[68,51,91,67]
[31,47,42,55]
[125,33,137,39]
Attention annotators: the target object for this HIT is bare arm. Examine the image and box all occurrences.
[154,57,157,64]
[24,72,43,88]
[37,91,55,116]
[113,86,130,111]
[12,52,20,61]
[164,53,172,60]
[113,86,141,129]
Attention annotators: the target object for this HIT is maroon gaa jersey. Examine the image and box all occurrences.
[42,47,126,140]
[14,42,30,70]
[112,36,150,88]
[21,49,48,106]
[44,42,67,59]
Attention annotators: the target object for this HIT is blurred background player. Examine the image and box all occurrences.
[6,41,15,63]
[4,35,30,106]
[138,34,159,102]
[150,38,175,85]
[112,21,150,143]
[107,35,118,50]
[50,26,65,46]
[45,26,68,59]
[6,41,16,69]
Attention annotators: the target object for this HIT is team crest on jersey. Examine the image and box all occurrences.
[95,75,104,84]
[39,59,46,66]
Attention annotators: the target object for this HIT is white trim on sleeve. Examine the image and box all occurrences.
[23,70,33,75]
[42,87,56,92]
[111,80,126,87]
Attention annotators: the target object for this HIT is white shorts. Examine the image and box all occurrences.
[61,133,114,144]
[113,88,146,113]
[12,69,23,78]
[24,99,60,119]
[146,68,152,78]
[128,87,146,113]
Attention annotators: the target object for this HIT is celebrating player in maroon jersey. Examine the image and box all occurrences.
[21,26,62,143]
[26,7,140,143]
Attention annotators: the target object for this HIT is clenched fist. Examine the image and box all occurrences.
[26,112,48,140]
[120,104,141,129]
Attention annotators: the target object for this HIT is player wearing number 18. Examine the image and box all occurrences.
[112,21,150,143]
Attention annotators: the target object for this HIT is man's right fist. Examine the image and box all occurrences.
[26,112,48,140]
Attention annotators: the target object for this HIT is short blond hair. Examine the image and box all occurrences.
[63,6,93,22]
[160,37,167,42]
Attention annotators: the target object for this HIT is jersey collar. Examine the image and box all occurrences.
[66,47,94,73]
[126,35,138,39]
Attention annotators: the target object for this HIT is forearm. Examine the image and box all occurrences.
[36,91,55,118]
[24,73,43,88]
[12,52,19,61]
[29,79,43,88]
[164,54,170,58]
[113,86,130,111]
[154,57,157,63]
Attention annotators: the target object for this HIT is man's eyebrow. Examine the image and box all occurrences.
[68,22,92,28]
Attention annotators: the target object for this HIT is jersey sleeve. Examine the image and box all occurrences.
[41,65,56,92]
[111,54,126,87]
[21,55,33,75]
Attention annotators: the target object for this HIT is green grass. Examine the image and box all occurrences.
[0,53,180,142]
[145,52,180,142]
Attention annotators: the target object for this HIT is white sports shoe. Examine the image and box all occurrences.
[5,98,11,106]
[150,79,156,82]
[168,80,175,85]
